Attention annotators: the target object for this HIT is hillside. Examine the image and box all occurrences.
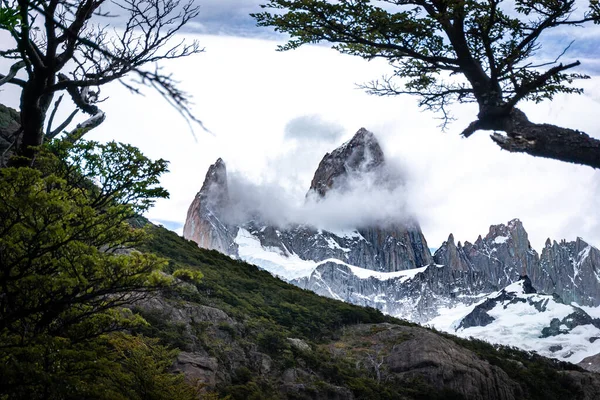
[137,225,600,399]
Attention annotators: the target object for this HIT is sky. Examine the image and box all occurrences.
[1,1,600,252]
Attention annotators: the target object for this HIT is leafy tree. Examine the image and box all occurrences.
[0,0,203,164]
[254,0,600,168]
[0,140,200,398]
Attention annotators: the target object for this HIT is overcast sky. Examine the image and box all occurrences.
[1,1,600,252]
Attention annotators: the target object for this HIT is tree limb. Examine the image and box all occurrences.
[469,108,600,169]
[0,61,26,87]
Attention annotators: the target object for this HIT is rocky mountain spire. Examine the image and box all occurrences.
[308,127,385,197]
[534,236,600,306]
[183,158,238,256]
[198,158,229,208]
[433,233,473,272]
[434,218,539,289]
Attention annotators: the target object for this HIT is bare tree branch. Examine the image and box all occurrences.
[0,60,26,87]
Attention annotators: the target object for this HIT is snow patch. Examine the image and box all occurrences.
[493,235,509,244]
[432,283,600,363]
[235,228,317,280]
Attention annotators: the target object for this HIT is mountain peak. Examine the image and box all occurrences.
[308,128,385,197]
[200,158,227,192]
[195,158,229,211]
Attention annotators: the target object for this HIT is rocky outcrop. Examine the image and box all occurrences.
[579,352,600,373]
[183,158,239,256]
[435,219,539,290]
[433,233,473,272]
[533,237,600,306]
[435,220,600,309]
[173,352,218,387]
[335,323,521,400]
[308,127,384,197]
[297,261,493,323]
[184,128,432,273]
[0,104,20,166]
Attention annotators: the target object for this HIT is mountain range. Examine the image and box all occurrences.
[183,127,600,365]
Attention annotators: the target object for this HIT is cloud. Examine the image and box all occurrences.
[284,115,345,143]
[223,159,413,231]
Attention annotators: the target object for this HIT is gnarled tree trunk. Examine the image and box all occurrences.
[463,108,600,169]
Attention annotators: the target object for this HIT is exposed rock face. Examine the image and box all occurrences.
[434,219,539,289]
[340,323,521,400]
[433,233,473,272]
[305,127,432,272]
[534,237,600,306]
[435,220,600,308]
[173,352,218,387]
[453,277,600,362]
[296,261,493,323]
[183,158,239,256]
[579,352,600,373]
[184,128,432,273]
[308,127,384,197]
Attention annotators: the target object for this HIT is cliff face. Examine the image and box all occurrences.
[434,220,600,307]
[306,127,432,272]
[184,128,433,274]
[307,127,385,197]
[295,260,492,323]
[434,219,539,288]
[182,158,238,256]
[534,237,600,306]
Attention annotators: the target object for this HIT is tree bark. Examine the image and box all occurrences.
[14,75,55,165]
[489,109,600,169]
[463,108,600,169]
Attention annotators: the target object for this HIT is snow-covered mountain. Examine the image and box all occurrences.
[183,127,600,362]
[429,276,600,363]
[184,128,432,278]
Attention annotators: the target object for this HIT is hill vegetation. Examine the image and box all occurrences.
[1,103,599,399]
[136,225,596,400]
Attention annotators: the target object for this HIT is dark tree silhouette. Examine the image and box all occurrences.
[0,0,203,164]
[254,0,600,169]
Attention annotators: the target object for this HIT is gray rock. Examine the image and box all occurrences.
[184,128,432,274]
[182,158,239,256]
[578,352,600,373]
[348,323,521,400]
[299,261,493,323]
[533,237,600,306]
[307,127,384,197]
[173,352,218,387]
[287,338,311,352]
[435,219,539,290]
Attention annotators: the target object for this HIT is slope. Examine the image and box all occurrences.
[138,225,600,400]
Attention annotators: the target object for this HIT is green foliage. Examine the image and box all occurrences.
[0,140,187,398]
[254,0,596,120]
[0,3,20,31]
[102,333,198,400]
[141,226,401,343]
[0,333,197,400]
[141,226,591,399]
[174,268,204,284]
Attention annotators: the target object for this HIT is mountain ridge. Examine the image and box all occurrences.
[182,127,600,364]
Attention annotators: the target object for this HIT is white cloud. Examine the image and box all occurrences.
[223,158,411,230]
[2,32,599,253]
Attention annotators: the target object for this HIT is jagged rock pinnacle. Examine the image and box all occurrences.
[200,158,228,196]
[308,128,385,197]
